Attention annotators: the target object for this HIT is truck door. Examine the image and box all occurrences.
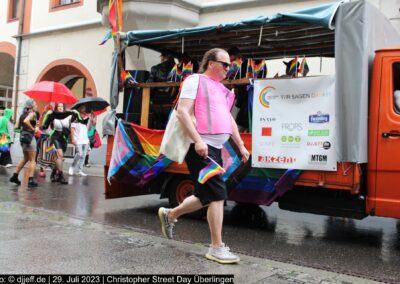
[375,59,400,218]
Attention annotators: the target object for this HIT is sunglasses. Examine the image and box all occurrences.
[214,60,231,69]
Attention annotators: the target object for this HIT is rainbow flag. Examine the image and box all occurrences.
[107,120,302,206]
[299,57,309,76]
[253,59,267,79]
[168,64,183,82]
[108,0,122,33]
[181,62,193,79]
[288,57,298,77]
[226,58,242,79]
[99,29,113,45]
[46,144,57,154]
[247,59,267,79]
[108,0,116,33]
[198,157,226,184]
[0,133,9,153]
[120,69,136,85]
[107,120,172,186]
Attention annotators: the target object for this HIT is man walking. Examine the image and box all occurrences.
[158,48,250,264]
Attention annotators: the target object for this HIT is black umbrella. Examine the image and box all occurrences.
[71,97,109,113]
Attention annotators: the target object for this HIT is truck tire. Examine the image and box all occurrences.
[167,175,207,218]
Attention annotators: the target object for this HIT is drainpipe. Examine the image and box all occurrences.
[13,0,25,121]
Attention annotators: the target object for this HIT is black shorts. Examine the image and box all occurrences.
[49,131,67,153]
[185,144,227,206]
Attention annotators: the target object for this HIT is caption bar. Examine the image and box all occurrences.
[0,275,234,284]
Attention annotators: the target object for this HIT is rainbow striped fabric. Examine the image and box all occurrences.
[288,57,298,77]
[120,69,136,85]
[99,29,113,45]
[181,62,193,79]
[107,120,172,186]
[247,59,267,79]
[0,133,9,153]
[198,157,226,184]
[46,144,57,154]
[107,119,302,206]
[168,64,183,82]
[226,58,242,79]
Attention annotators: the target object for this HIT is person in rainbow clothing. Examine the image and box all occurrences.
[158,48,250,264]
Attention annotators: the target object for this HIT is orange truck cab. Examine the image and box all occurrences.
[104,1,400,220]
[367,48,400,218]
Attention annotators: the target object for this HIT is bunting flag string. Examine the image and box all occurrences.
[99,29,113,45]
[108,0,117,34]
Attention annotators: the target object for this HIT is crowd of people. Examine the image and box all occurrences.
[0,98,99,189]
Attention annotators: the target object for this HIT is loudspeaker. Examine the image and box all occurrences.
[123,70,150,114]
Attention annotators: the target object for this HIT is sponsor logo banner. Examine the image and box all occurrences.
[308,129,330,136]
[261,127,272,136]
[309,112,330,123]
[252,76,337,171]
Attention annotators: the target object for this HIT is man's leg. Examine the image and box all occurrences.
[207,200,224,248]
[169,195,203,220]
[158,195,203,239]
[71,144,81,171]
[77,144,88,172]
[205,200,240,264]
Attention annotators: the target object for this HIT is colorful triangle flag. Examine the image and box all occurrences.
[99,29,113,45]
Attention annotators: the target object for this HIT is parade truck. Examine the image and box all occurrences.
[103,0,400,220]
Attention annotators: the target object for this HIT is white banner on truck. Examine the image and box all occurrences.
[252,75,337,171]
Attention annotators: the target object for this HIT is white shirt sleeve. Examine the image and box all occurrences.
[179,74,200,100]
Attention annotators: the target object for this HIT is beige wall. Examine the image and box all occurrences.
[198,0,337,25]
[30,0,101,31]
[0,3,18,45]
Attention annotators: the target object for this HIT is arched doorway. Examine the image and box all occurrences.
[36,59,97,110]
[0,42,16,108]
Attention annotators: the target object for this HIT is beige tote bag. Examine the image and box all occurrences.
[160,108,192,164]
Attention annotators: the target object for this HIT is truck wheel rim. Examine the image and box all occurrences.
[176,180,194,204]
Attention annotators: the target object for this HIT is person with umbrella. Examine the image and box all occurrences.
[68,97,108,176]
[69,105,90,176]
[9,99,40,188]
[42,102,73,184]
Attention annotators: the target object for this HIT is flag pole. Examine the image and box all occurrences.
[206,156,225,172]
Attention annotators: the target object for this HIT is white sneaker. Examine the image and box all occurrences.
[78,171,87,177]
[157,207,177,239]
[205,243,240,264]
[68,167,74,176]
[5,164,13,168]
